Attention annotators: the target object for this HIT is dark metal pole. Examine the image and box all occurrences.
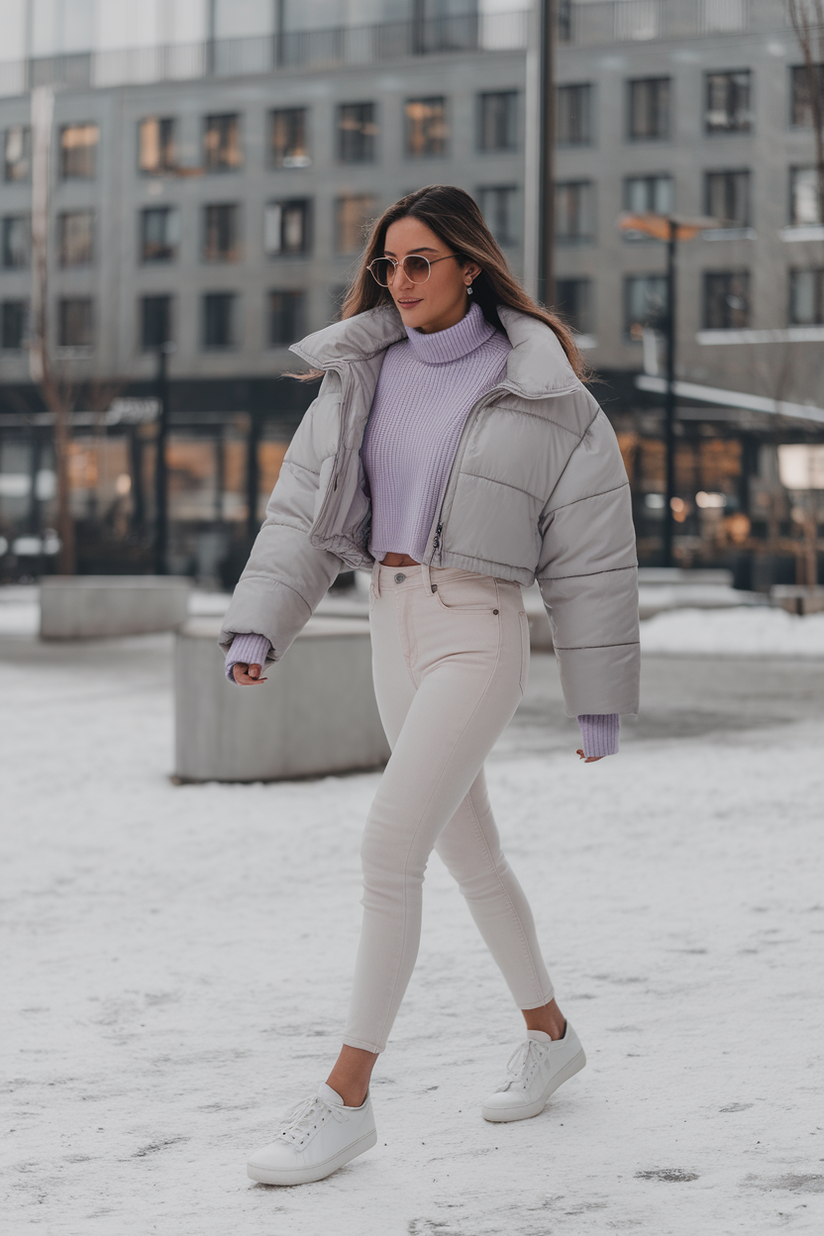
[274,0,285,67]
[245,407,261,544]
[662,218,677,569]
[153,343,170,575]
[536,0,556,307]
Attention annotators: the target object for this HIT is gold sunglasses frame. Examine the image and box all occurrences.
[366,253,460,286]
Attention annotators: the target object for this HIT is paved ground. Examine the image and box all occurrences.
[2,622,823,1235]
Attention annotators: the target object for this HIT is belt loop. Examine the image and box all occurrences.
[420,562,434,594]
[372,562,382,597]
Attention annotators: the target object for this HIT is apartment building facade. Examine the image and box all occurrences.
[0,0,820,578]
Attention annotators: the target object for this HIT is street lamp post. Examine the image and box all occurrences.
[619,212,717,568]
[153,341,174,575]
[663,218,677,567]
[536,0,556,307]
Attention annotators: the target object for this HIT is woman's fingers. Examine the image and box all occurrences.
[232,662,267,685]
[576,748,604,763]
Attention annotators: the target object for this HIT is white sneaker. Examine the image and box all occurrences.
[247,1083,377,1185]
[482,1023,586,1122]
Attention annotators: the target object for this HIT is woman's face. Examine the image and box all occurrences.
[381,217,480,335]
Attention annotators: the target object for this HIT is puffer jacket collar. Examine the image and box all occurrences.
[288,304,581,400]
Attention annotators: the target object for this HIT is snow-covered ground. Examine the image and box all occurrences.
[641,606,824,657]
[2,600,824,1235]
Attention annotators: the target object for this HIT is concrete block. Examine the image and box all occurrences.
[771,585,824,616]
[174,617,390,782]
[40,575,191,639]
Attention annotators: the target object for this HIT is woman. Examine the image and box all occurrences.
[219,185,639,1186]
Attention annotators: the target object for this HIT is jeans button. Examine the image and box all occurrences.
[394,572,406,583]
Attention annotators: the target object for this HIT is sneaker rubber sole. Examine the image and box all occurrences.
[247,1127,378,1186]
[482,1046,586,1123]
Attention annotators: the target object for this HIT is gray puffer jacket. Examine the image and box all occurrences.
[219,303,640,717]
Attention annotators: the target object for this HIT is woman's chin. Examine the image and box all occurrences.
[395,303,434,331]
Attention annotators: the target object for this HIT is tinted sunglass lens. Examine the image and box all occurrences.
[368,260,391,285]
[406,256,431,282]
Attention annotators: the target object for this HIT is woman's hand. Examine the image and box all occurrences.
[232,662,267,686]
[576,749,604,764]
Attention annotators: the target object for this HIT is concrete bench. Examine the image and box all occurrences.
[174,616,390,783]
[40,575,191,639]
[771,585,824,616]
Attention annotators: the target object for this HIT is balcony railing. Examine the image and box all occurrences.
[560,0,796,46]
[0,12,530,97]
[0,1,804,97]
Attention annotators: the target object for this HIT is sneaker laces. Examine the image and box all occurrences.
[497,1038,547,1093]
[277,1093,348,1147]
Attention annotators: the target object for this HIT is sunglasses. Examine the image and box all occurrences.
[367,253,460,287]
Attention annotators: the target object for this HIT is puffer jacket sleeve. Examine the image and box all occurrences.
[218,373,344,662]
[536,397,640,717]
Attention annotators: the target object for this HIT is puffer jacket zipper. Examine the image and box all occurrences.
[423,379,527,567]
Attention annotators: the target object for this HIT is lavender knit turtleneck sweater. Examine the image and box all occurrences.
[363,301,510,563]
[225,303,619,757]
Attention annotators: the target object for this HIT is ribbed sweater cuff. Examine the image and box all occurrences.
[577,713,620,758]
[225,633,271,683]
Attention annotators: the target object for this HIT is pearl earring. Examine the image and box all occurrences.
[467,284,473,295]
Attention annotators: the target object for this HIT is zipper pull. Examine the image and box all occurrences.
[432,522,442,552]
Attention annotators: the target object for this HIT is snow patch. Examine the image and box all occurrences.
[641,605,824,657]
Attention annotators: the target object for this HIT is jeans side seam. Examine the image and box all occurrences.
[463,785,551,1008]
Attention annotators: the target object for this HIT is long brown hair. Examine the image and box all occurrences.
[293,185,587,381]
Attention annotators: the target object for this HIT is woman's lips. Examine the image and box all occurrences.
[397,298,422,306]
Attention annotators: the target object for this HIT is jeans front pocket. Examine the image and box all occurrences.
[433,572,500,613]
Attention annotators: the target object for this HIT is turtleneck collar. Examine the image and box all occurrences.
[403,301,497,365]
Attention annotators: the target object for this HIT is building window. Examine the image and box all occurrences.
[335,194,376,254]
[57,211,94,267]
[268,290,305,347]
[59,124,98,179]
[790,167,822,226]
[705,170,751,227]
[203,204,240,262]
[270,108,310,168]
[555,181,595,244]
[4,126,30,182]
[557,83,593,146]
[628,78,670,140]
[202,293,236,349]
[337,103,378,163]
[138,117,177,174]
[703,271,750,329]
[555,278,593,336]
[2,215,30,268]
[58,297,94,348]
[624,174,673,215]
[1,300,27,349]
[791,64,824,127]
[789,268,824,325]
[477,185,519,247]
[478,92,518,152]
[705,70,752,134]
[204,114,242,172]
[405,98,448,158]
[140,207,180,263]
[264,200,312,257]
[624,275,669,340]
[141,295,173,350]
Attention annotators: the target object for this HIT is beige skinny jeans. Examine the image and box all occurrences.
[342,563,555,1054]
